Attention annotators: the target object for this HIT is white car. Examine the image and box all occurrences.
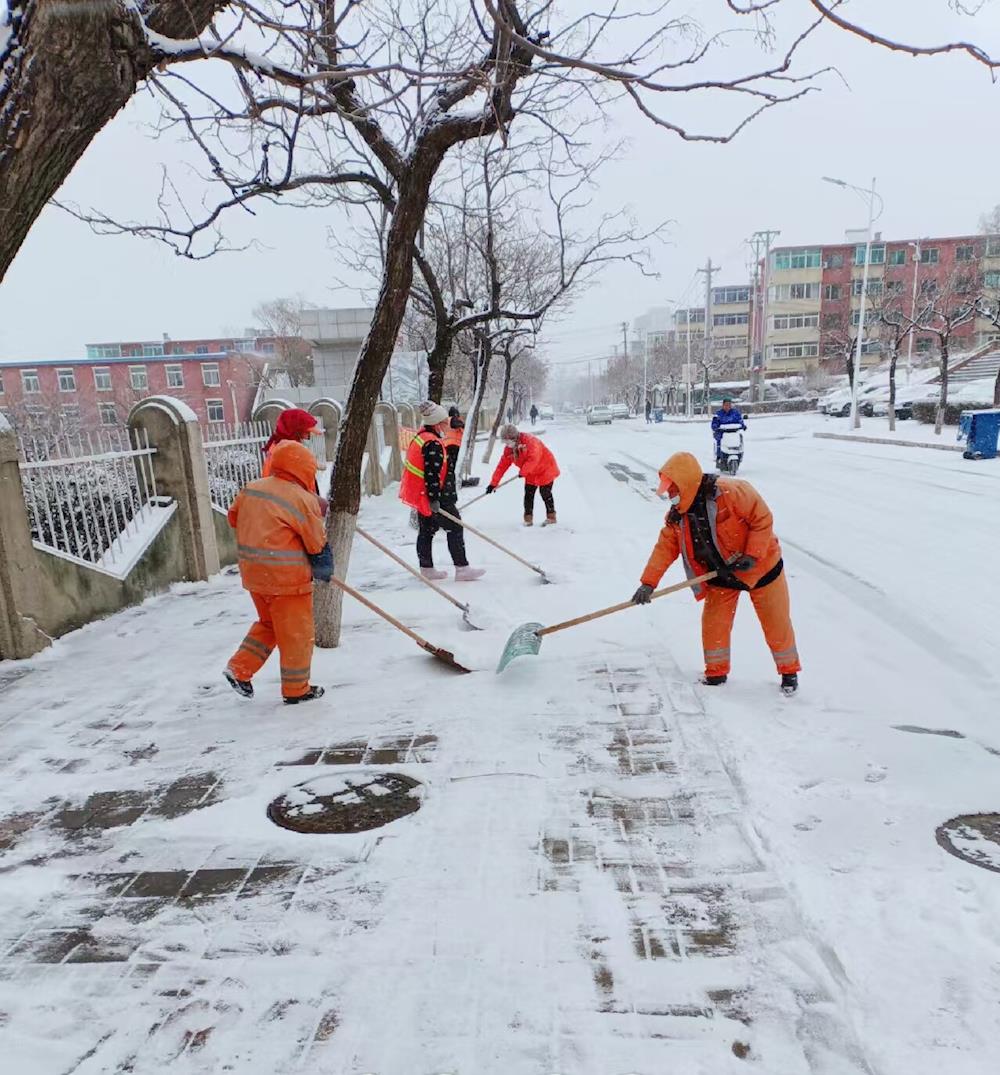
[537,404,555,420]
[609,403,630,419]
[586,405,613,425]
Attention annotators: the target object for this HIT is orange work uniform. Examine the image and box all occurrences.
[641,452,800,678]
[226,441,327,698]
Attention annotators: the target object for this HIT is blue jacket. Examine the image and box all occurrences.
[712,407,746,439]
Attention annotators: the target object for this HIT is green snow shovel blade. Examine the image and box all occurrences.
[496,572,718,674]
[496,622,545,673]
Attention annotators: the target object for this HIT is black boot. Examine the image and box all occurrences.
[284,685,326,706]
[701,674,728,686]
[224,668,253,699]
[781,673,798,696]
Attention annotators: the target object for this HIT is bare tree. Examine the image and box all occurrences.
[873,280,914,432]
[252,298,315,387]
[974,288,1000,406]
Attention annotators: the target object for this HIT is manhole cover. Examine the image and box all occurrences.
[268,772,423,834]
[935,813,1000,873]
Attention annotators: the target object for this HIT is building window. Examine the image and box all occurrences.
[261,342,276,354]
[86,344,122,359]
[61,404,81,424]
[142,344,164,358]
[711,286,750,305]
[920,279,938,297]
[57,368,77,392]
[774,249,821,271]
[165,364,184,388]
[99,403,118,426]
[771,343,819,359]
[769,282,821,302]
[851,309,878,327]
[713,312,749,327]
[219,341,234,353]
[772,314,819,330]
[201,362,221,387]
[21,370,40,393]
[885,280,906,295]
[985,239,1000,258]
[851,279,883,298]
[823,284,842,301]
[193,345,209,355]
[984,271,1000,289]
[888,249,907,266]
[206,399,225,423]
[920,247,939,265]
[94,367,112,391]
[854,244,885,266]
[129,365,148,390]
[916,337,933,353]
[0,372,4,394]
[956,245,976,262]
[824,253,845,270]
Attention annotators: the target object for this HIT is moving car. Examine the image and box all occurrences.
[609,403,630,419]
[586,404,613,425]
[537,403,555,420]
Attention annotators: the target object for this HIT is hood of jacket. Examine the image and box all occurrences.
[269,440,320,491]
[658,451,703,514]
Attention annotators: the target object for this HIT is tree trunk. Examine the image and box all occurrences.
[844,345,855,389]
[888,344,898,433]
[426,327,453,403]
[0,0,225,285]
[458,331,492,481]
[317,146,447,647]
[483,354,513,464]
[994,363,1000,407]
[934,341,948,435]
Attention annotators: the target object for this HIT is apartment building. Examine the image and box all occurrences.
[762,233,1000,375]
[673,284,752,371]
[0,335,270,435]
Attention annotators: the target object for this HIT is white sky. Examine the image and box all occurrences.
[2,0,999,376]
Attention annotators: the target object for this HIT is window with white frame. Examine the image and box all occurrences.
[261,342,276,353]
[916,337,933,352]
[201,362,221,387]
[166,364,184,388]
[888,249,907,266]
[956,245,976,262]
[854,244,886,266]
[206,398,225,423]
[195,345,210,354]
[851,279,883,298]
[713,312,748,327]
[86,344,122,359]
[985,239,1000,258]
[129,365,148,390]
[771,343,819,359]
[920,247,939,265]
[772,313,819,330]
[823,284,842,301]
[769,282,821,302]
[984,271,1000,289]
[142,343,164,357]
[61,404,81,424]
[851,309,878,327]
[57,367,77,392]
[824,253,845,270]
[774,249,821,270]
[21,369,40,393]
[99,402,118,426]
[711,286,750,305]
[93,367,112,391]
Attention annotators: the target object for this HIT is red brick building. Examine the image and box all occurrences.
[0,336,272,435]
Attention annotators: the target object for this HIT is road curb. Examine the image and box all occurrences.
[813,431,963,453]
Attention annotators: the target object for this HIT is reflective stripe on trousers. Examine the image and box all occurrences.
[701,571,800,676]
[227,591,315,698]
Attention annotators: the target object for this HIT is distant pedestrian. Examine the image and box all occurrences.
[506,406,514,422]
[529,404,539,426]
[487,424,560,526]
[224,441,332,704]
[399,402,485,581]
[645,399,652,424]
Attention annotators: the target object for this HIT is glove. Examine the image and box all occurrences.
[729,555,756,572]
[631,583,654,605]
[429,500,441,516]
[485,485,496,495]
[308,543,334,582]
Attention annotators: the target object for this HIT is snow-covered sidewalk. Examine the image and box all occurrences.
[1,416,999,1074]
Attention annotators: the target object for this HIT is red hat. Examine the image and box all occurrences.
[265,408,318,453]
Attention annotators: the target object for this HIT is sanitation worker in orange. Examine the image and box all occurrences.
[261,407,327,514]
[399,401,485,582]
[224,440,332,704]
[486,424,561,526]
[631,451,801,695]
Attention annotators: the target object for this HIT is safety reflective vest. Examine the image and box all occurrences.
[399,429,447,517]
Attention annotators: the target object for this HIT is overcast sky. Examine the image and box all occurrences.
[2,0,999,383]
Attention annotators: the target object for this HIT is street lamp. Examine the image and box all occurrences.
[907,239,923,385]
[822,175,883,429]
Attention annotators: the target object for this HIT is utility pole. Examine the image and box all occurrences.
[750,229,780,403]
[907,239,923,385]
[697,258,717,415]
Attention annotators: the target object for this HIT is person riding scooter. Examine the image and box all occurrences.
[711,398,746,468]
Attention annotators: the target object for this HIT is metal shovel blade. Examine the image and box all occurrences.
[496,622,544,673]
[420,640,473,674]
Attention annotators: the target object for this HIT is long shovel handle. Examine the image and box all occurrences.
[355,526,468,613]
[438,509,546,579]
[536,572,718,638]
[327,574,433,648]
[460,476,518,510]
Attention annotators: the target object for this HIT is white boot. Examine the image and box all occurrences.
[421,566,448,581]
[455,566,485,582]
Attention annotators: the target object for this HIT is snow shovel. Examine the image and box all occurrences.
[459,476,517,510]
[355,525,482,630]
[328,576,472,673]
[437,509,550,584]
[496,571,718,673]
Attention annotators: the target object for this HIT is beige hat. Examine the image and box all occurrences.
[500,423,520,444]
[419,401,449,426]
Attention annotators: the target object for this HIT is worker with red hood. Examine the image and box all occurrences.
[224,440,332,705]
[262,408,327,514]
[631,451,800,695]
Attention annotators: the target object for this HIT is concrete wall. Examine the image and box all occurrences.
[213,508,238,567]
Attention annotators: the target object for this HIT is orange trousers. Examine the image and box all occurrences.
[227,591,314,698]
[701,572,801,677]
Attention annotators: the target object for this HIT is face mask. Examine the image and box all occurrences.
[659,491,681,506]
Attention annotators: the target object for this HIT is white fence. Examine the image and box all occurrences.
[17,429,164,568]
[203,420,271,512]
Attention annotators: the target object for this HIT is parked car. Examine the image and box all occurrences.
[586,404,613,425]
[537,403,555,420]
[609,403,630,419]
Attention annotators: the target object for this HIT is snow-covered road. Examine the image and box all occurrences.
[1,413,998,1074]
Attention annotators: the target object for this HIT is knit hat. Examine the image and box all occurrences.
[419,401,449,426]
[264,408,318,453]
[500,423,520,444]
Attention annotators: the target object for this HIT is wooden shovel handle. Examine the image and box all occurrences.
[536,572,718,638]
[460,475,517,510]
[356,526,468,612]
[327,574,430,647]
[438,510,546,578]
